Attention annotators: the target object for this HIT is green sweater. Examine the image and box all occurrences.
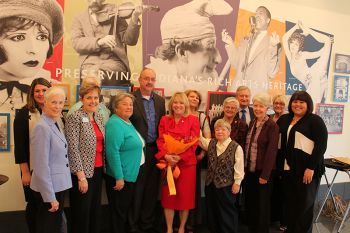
[105,114,144,182]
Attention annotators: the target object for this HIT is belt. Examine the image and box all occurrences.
[146,142,157,147]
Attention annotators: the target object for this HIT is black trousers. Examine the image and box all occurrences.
[245,171,273,233]
[285,173,320,233]
[106,175,136,233]
[205,183,239,233]
[23,186,39,233]
[129,144,160,232]
[33,190,66,233]
[70,167,103,233]
[270,170,290,226]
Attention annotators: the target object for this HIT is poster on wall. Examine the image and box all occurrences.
[316,104,344,134]
[333,75,349,102]
[0,0,64,114]
[284,21,333,105]
[334,53,350,74]
[142,0,240,110]
[0,113,10,152]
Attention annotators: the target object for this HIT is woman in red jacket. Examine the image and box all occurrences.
[156,92,200,233]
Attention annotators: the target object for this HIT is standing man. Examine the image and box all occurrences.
[71,0,143,85]
[235,86,255,126]
[129,68,166,233]
[223,6,281,97]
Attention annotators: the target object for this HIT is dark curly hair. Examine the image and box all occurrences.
[288,31,305,52]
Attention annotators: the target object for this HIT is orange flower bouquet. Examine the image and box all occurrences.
[156,134,198,195]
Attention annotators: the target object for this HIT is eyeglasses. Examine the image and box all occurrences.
[274,102,285,106]
[142,77,156,82]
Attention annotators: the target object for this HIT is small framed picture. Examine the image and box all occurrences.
[334,53,350,74]
[333,75,349,102]
[0,113,10,152]
[207,91,235,122]
[76,85,130,108]
[132,86,165,97]
[316,104,344,134]
[52,83,70,106]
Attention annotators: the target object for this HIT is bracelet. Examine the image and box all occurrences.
[78,177,86,182]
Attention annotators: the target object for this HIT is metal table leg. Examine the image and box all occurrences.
[315,170,339,222]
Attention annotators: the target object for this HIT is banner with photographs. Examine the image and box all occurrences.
[0,0,340,149]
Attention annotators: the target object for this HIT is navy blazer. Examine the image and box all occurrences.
[30,113,72,202]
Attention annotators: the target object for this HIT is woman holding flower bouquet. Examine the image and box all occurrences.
[156,92,200,233]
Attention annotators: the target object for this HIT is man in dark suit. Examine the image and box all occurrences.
[129,68,166,233]
[236,86,255,126]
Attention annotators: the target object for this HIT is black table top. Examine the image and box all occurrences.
[324,158,350,171]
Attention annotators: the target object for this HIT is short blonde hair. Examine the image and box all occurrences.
[272,94,288,106]
[168,92,190,116]
[253,92,271,107]
[111,92,135,113]
[223,97,239,108]
[214,119,231,132]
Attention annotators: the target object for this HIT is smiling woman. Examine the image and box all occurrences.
[0,0,63,112]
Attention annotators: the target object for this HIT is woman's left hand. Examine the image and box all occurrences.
[303,168,314,184]
[232,184,240,194]
[114,179,125,191]
[259,177,268,184]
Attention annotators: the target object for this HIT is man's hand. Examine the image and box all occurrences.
[97,35,116,49]
[270,32,280,47]
[131,6,143,23]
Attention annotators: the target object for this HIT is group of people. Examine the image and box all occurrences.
[3,1,329,233]
[14,65,328,233]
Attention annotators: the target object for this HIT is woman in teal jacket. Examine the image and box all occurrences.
[105,92,145,233]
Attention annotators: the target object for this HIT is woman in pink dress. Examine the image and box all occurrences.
[156,92,200,233]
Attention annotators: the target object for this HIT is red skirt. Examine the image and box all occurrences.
[161,164,196,210]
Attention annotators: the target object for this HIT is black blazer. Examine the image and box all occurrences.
[130,89,166,142]
[277,113,327,177]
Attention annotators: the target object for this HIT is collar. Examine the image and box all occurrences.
[217,137,232,147]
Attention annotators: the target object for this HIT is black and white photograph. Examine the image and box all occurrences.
[207,91,235,121]
[316,104,344,134]
[0,113,10,152]
[333,75,349,102]
[0,0,64,113]
[334,53,350,74]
